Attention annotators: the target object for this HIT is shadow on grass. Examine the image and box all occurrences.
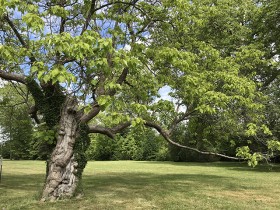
[82,171,251,200]
[1,164,277,210]
[0,173,45,193]
[135,161,280,172]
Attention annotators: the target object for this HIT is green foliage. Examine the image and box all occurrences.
[74,124,91,179]
[86,134,116,161]
[236,146,263,167]
[0,84,34,159]
[267,140,280,152]
[32,124,55,144]
[86,128,168,161]
[22,13,44,32]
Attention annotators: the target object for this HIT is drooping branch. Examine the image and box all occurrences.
[144,121,242,160]
[0,70,27,84]
[87,117,242,160]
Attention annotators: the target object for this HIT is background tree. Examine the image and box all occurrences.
[0,82,34,160]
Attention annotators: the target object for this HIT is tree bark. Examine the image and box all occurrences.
[41,97,86,201]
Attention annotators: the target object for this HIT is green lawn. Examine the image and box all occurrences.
[0,161,280,210]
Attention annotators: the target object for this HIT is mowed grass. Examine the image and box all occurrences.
[0,161,280,210]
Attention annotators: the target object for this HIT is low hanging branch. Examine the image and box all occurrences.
[88,120,243,161]
[144,121,242,161]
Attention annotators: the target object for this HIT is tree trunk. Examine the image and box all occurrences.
[41,97,88,201]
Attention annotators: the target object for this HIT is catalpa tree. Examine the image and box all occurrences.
[0,0,270,201]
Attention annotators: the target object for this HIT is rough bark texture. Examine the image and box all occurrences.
[41,97,80,201]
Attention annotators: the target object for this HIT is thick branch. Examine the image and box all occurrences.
[80,103,100,123]
[88,125,115,138]
[0,70,26,84]
[88,121,131,138]
[111,121,131,133]
[59,18,66,34]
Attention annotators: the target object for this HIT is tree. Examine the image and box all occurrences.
[0,0,274,201]
[0,83,34,159]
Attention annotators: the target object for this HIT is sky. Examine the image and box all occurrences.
[158,85,172,101]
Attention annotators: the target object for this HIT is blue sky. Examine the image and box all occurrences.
[158,85,172,101]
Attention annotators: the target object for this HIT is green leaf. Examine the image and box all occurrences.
[22,13,44,32]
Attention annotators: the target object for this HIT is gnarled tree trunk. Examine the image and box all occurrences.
[41,97,89,201]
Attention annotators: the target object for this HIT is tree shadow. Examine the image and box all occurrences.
[0,173,44,193]
[135,161,280,172]
[82,171,256,200]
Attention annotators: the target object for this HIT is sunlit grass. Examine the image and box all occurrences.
[0,160,280,209]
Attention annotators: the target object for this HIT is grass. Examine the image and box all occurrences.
[0,161,280,210]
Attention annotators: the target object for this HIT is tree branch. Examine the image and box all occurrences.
[116,67,129,85]
[144,121,242,160]
[80,66,129,123]
[29,105,41,124]
[4,15,27,47]
[88,125,115,138]
[81,0,96,34]
[260,70,280,90]
[88,117,242,160]
[88,121,131,138]
[111,121,131,133]
[0,70,26,84]
[93,1,140,13]
[168,107,196,133]
[4,15,36,63]
[80,103,100,123]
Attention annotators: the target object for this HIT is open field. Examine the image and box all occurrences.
[0,161,280,210]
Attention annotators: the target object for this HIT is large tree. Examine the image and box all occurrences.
[0,0,275,201]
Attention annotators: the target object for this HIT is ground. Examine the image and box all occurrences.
[0,161,280,210]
